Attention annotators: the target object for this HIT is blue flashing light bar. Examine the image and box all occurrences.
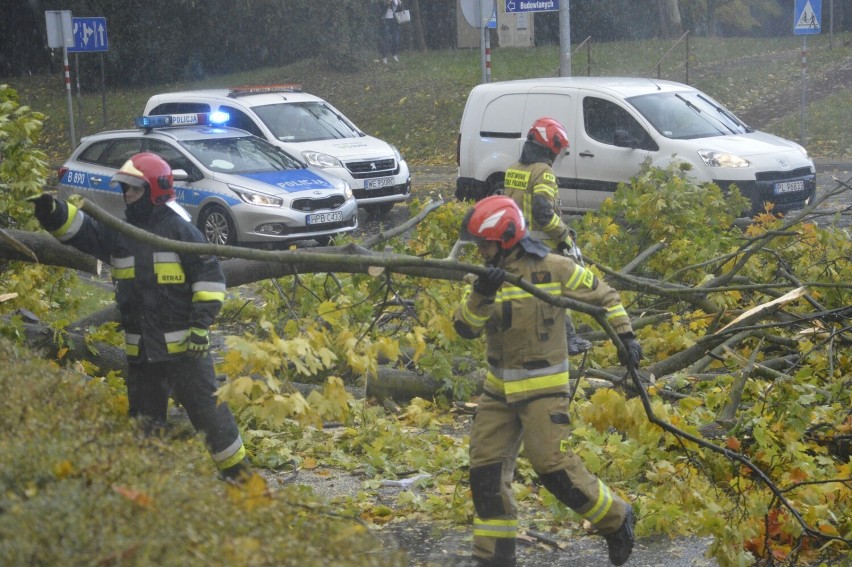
[134,112,230,129]
[209,111,230,125]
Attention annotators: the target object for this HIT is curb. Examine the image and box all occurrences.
[814,160,852,173]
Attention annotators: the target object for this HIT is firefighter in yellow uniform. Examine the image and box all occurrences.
[502,117,591,356]
[28,153,250,482]
[452,196,642,567]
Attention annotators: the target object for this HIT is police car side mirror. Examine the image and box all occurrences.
[172,169,190,181]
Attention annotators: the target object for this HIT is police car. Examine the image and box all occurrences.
[143,85,411,217]
[57,112,358,248]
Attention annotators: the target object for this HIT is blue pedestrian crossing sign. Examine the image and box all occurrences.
[794,0,821,35]
[67,17,108,52]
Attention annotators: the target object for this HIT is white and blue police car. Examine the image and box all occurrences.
[144,85,411,217]
[57,112,358,247]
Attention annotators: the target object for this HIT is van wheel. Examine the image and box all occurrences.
[487,173,505,197]
[199,204,237,246]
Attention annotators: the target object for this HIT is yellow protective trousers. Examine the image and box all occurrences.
[468,393,629,563]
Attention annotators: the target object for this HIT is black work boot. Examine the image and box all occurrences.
[604,504,635,566]
[218,457,252,485]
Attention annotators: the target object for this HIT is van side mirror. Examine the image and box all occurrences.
[613,129,638,149]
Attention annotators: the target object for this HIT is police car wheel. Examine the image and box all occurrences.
[199,204,236,246]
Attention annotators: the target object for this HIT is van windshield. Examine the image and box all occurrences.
[253,102,363,143]
[628,92,751,140]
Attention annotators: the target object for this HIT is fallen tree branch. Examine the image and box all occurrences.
[626,360,849,550]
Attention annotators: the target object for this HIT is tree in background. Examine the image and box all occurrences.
[1,0,850,83]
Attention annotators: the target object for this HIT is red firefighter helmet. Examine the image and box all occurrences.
[460,195,527,250]
[527,117,570,156]
[111,152,175,205]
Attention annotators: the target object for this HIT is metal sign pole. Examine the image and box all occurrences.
[480,24,487,83]
[793,0,820,147]
[484,25,492,83]
[74,53,85,139]
[479,0,487,83]
[63,47,76,149]
[101,53,107,128]
[559,0,571,76]
[800,36,807,145]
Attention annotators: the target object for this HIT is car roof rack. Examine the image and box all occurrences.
[228,84,303,97]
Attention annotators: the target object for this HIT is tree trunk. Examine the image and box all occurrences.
[410,0,427,51]
[658,0,683,38]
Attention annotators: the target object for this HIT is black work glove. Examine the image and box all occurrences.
[617,332,643,368]
[473,266,506,297]
[184,327,210,358]
[27,194,66,232]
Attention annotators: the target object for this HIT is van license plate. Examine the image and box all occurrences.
[307,211,343,225]
[365,177,394,189]
[774,180,804,194]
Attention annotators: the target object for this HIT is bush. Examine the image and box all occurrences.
[0,337,405,566]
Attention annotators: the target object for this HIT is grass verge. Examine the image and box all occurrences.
[4,34,851,179]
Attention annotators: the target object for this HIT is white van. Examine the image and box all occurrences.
[456,77,816,215]
[145,85,410,216]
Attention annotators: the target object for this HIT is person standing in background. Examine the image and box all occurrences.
[378,0,401,64]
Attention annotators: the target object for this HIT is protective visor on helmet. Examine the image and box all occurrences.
[110,160,147,188]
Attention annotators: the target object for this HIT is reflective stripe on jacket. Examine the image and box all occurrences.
[51,203,225,363]
[503,161,571,249]
[454,248,632,405]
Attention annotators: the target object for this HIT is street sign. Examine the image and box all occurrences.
[68,17,108,52]
[460,0,496,28]
[505,0,559,14]
[794,0,821,35]
[45,10,73,49]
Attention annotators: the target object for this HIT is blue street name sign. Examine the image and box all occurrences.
[68,17,108,52]
[505,0,559,14]
[794,0,821,35]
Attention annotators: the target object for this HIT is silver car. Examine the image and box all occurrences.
[144,86,411,217]
[57,113,358,248]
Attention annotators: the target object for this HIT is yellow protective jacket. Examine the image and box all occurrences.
[454,248,632,405]
[503,161,571,250]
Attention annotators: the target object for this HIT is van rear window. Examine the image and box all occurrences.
[481,94,526,135]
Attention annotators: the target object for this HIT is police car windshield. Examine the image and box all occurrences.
[181,136,303,174]
[628,92,748,140]
[253,102,362,142]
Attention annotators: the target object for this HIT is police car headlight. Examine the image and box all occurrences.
[697,150,750,168]
[302,151,343,169]
[229,185,283,207]
[344,185,353,200]
[389,144,403,162]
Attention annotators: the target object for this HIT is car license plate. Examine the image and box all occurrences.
[774,180,804,194]
[365,177,394,189]
[307,211,343,225]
